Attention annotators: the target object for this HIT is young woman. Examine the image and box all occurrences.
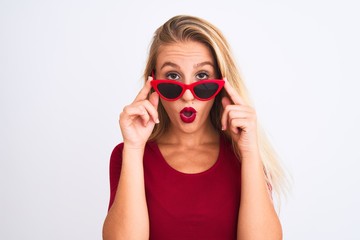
[103,15,287,240]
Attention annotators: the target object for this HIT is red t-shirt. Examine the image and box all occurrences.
[108,135,241,239]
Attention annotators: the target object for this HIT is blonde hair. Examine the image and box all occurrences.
[143,15,289,200]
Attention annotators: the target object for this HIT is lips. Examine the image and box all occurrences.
[180,107,197,123]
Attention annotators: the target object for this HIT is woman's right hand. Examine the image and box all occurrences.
[119,76,159,149]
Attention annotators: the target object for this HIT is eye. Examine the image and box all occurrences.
[196,72,209,80]
[166,72,180,80]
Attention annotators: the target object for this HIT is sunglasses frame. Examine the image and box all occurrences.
[151,79,225,101]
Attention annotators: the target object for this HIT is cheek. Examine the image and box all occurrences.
[203,99,215,112]
[160,100,177,116]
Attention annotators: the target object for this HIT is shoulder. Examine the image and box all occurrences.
[109,143,124,164]
[109,143,125,176]
[219,134,241,164]
[111,142,124,155]
[110,141,157,164]
[220,134,236,155]
[108,141,158,176]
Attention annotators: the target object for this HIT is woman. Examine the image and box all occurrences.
[103,15,287,240]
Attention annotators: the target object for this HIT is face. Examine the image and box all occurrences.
[155,41,218,134]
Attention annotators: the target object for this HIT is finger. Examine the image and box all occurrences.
[133,76,153,102]
[222,97,256,130]
[224,104,255,116]
[228,109,257,133]
[221,96,232,130]
[223,77,246,105]
[222,96,232,108]
[122,104,150,124]
[135,100,159,126]
[229,118,247,134]
[148,91,160,123]
[222,112,253,133]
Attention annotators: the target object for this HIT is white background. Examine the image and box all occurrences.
[1,0,359,239]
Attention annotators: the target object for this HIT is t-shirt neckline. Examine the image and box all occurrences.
[149,135,224,176]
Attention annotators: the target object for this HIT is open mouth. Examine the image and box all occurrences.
[180,107,197,123]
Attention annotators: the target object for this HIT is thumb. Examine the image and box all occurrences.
[149,91,159,109]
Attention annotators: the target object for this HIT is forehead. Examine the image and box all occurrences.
[156,41,215,67]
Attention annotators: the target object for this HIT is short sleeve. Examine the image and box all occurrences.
[108,143,124,210]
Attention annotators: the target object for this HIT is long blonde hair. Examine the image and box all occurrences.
[143,15,289,200]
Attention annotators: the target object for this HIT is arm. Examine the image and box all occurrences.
[237,152,282,240]
[221,78,282,240]
[103,146,149,240]
[102,77,159,240]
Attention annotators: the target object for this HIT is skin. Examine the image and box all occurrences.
[102,41,282,240]
[155,42,220,173]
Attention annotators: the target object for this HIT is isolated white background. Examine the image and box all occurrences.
[1,0,359,239]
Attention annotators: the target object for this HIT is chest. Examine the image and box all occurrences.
[158,145,219,174]
[143,150,241,239]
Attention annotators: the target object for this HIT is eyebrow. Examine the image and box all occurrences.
[194,61,215,68]
[160,61,215,70]
[160,62,180,70]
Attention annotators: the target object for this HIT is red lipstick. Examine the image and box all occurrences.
[180,107,197,123]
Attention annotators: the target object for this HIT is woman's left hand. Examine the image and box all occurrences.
[221,78,259,157]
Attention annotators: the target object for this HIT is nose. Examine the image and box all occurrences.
[181,88,195,101]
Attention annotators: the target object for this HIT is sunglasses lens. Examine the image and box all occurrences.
[194,83,220,99]
[157,83,183,99]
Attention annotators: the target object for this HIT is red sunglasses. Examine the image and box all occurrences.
[150,75,224,101]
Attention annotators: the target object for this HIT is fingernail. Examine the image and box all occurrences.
[155,119,160,124]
